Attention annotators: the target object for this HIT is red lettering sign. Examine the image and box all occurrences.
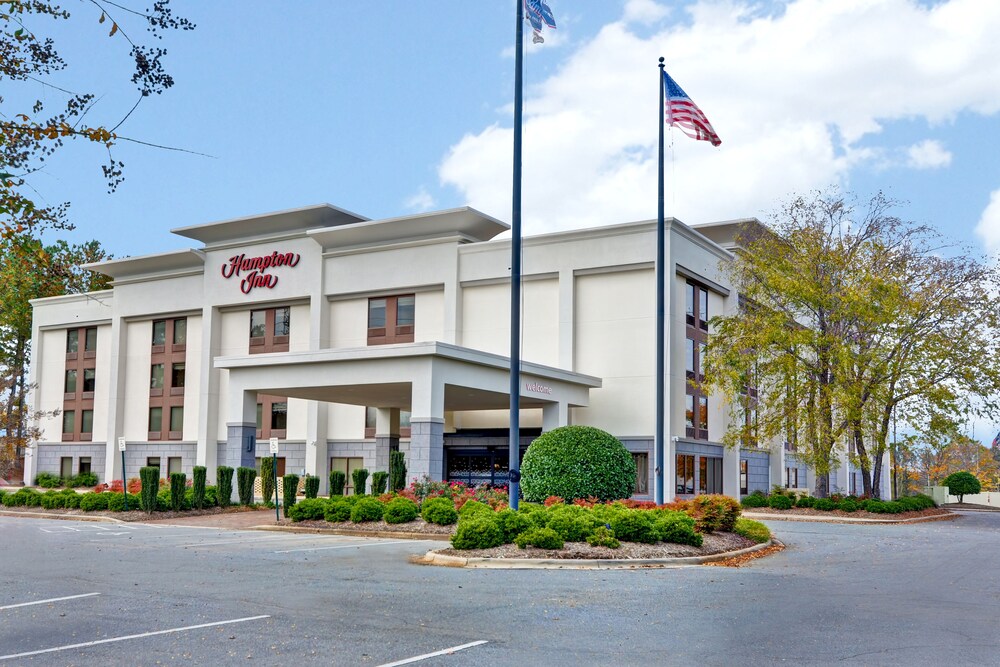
[221,251,301,294]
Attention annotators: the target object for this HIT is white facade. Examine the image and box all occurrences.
[26,204,888,499]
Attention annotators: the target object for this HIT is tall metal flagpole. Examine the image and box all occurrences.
[509,0,525,510]
[655,57,666,505]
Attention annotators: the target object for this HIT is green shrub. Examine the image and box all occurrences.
[384,497,419,524]
[1,492,16,507]
[741,491,768,508]
[654,512,703,546]
[795,496,816,508]
[942,471,981,503]
[329,470,346,497]
[288,498,329,522]
[304,475,320,499]
[350,497,384,523]
[324,499,353,522]
[610,509,659,544]
[23,489,42,506]
[351,468,369,496]
[450,515,504,550]
[733,518,771,544]
[35,471,62,488]
[79,492,110,512]
[421,497,458,525]
[217,466,234,508]
[108,493,141,512]
[911,493,936,509]
[390,451,407,492]
[170,473,186,511]
[71,472,99,488]
[191,466,207,509]
[260,457,275,505]
[282,474,299,518]
[40,493,64,509]
[62,492,82,509]
[587,525,620,548]
[236,467,257,506]
[838,499,859,513]
[495,509,532,543]
[545,505,598,542]
[689,494,741,533]
[813,498,836,511]
[458,500,494,520]
[139,466,159,513]
[520,426,636,503]
[768,495,793,510]
[514,527,564,550]
[371,471,388,496]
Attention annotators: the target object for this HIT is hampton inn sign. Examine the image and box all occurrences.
[220,251,301,294]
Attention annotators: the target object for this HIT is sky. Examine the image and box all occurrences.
[17,0,1000,438]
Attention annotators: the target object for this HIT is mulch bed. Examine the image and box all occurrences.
[742,506,951,521]
[284,517,455,535]
[0,504,264,522]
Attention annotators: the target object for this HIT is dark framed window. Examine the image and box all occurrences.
[633,453,649,495]
[270,402,287,431]
[66,330,79,355]
[150,364,164,392]
[700,457,722,494]
[149,317,186,440]
[63,327,97,442]
[368,294,415,345]
[84,327,97,353]
[60,456,73,479]
[256,394,288,439]
[249,307,291,353]
[65,369,77,394]
[786,466,798,489]
[146,457,161,470]
[740,460,749,495]
[82,368,96,394]
[80,409,94,439]
[167,457,182,475]
[169,406,184,438]
[172,318,187,345]
[79,457,92,474]
[152,320,167,347]
[62,410,75,437]
[171,363,186,390]
[148,407,163,435]
[676,454,695,495]
[685,281,710,441]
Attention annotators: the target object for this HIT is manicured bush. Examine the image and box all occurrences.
[139,466,159,513]
[351,468,369,496]
[390,451,407,492]
[71,472,99,488]
[80,492,110,512]
[304,475,320,499]
[768,495,793,510]
[191,466,207,509]
[733,518,771,544]
[40,493,64,509]
[813,498,836,511]
[458,499,494,520]
[350,497,384,523]
[610,509,659,544]
[495,509,532,543]
[236,467,257,506]
[942,471,981,503]
[260,457,276,505]
[587,525,620,549]
[514,527,564,550]
[329,470,346,497]
[169,473,187,511]
[23,489,42,506]
[651,512,701,546]
[451,515,505,550]
[520,426,636,503]
[324,499,353,522]
[546,505,598,542]
[795,496,816,508]
[689,494,741,533]
[838,499,859,513]
[62,492,82,509]
[288,498,329,522]
[421,497,458,525]
[108,493,141,512]
[1,492,16,507]
[384,497,419,524]
[741,490,768,508]
[370,471,388,496]
[217,466,234,508]
[35,471,62,488]
[282,474,300,518]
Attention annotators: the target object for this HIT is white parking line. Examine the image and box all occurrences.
[0,614,271,661]
[274,540,423,554]
[175,534,305,548]
[377,640,488,666]
[0,593,101,611]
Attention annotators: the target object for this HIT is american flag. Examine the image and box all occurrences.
[992,431,1000,449]
[663,70,721,147]
[525,0,556,43]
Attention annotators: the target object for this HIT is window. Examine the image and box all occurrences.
[64,327,96,442]
[171,363,186,389]
[146,457,161,470]
[149,317,186,440]
[60,457,73,479]
[367,294,415,345]
[786,466,798,489]
[685,395,695,429]
[167,457,182,475]
[685,281,710,441]
[363,407,412,439]
[149,407,163,435]
[81,409,94,437]
[331,457,366,495]
[172,318,187,345]
[256,394,288,439]
[685,338,695,376]
[82,368,96,393]
[152,320,167,346]
[84,327,97,353]
[700,457,723,494]
[66,330,79,354]
[169,406,184,435]
[65,369,77,394]
[62,410,75,436]
[249,307,290,353]
[698,396,708,431]
[675,454,695,495]
[270,402,287,431]
[79,457,92,474]
[150,364,164,391]
[740,460,749,495]
[274,307,290,337]
[256,456,286,477]
[633,453,649,495]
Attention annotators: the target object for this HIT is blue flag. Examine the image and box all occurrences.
[525,0,556,43]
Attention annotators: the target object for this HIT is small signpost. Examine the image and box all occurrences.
[269,437,280,522]
[117,437,128,511]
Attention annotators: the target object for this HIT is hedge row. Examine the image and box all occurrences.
[34,471,99,489]
[0,486,224,512]
[742,490,937,514]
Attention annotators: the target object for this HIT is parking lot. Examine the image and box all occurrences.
[2,511,1000,665]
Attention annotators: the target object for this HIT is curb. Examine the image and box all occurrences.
[0,509,125,524]
[742,511,956,524]
[413,539,775,570]
[251,524,453,541]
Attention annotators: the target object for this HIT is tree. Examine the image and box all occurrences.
[703,191,1000,498]
[941,471,982,504]
[1,0,194,238]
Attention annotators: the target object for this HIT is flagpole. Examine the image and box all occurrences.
[508,0,525,510]
[655,56,666,505]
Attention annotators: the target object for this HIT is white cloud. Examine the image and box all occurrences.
[404,187,435,213]
[440,0,1000,234]
[906,139,952,169]
[974,187,1000,254]
[623,0,670,25]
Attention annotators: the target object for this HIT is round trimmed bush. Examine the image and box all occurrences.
[383,497,419,524]
[813,498,836,511]
[609,509,659,544]
[324,500,353,523]
[514,527,564,550]
[733,518,771,544]
[350,497,384,523]
[741,491,768,508]
[654,512,702,547]
[546,509,597,543]
[942,471,981,502]
[838,499,859,513]
[421,497,458,525]
[795,496,815,508]
[79,492,110,512]
[288,498,329,522]
[587,525,620,549]
[107,493,140,512]
[768,495,793,510]
[450,515,504,550]
[495,509,532,543]
[457,500,494,520]
[520,426,636,503]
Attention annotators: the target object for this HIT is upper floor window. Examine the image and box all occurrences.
[368,295,415,345]
[66,326,97,359]
[64,327,97,442]
[685,282,709,331]
[153,318,187,353]
[256,394,288,439]
[249,307,290,354]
